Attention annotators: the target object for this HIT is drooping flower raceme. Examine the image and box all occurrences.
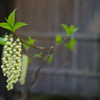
[19,55,28,85]
[1,35,22,90]
[1,35,13,76]
[11,38,22,83]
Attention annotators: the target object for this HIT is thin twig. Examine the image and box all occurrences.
[14,33,54,50]
[21,52,50,59]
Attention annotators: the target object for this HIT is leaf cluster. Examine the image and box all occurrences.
[23,36,36,51]
[0,9,27,33]
[55,24,79,51]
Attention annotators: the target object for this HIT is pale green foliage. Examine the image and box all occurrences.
[47,54,54,63]
[28,57,32,64]
[0,37,5,45]
[64,37,76,51]
[60,24,79,51]
[56,34,62,45]
[61,24,79,36]
[0,9,27,32]
[12,22,27,32]
[44,54,54,63]
[35,52,42,57]
[0,23,12,31]
[23,36,36,51]
[6,9,16,28]
[28,36,36,45]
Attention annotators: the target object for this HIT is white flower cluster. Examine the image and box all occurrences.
[1,35,22,90]
[19,55,28,85]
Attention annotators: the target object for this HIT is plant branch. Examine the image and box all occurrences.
[13,33,54,50]
[21,52,50,59]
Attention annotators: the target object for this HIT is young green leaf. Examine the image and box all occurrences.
[0,9,27,33]
[64,37,76,51]
[43,54,54,63]
[7,9,16,28]
[0,22,12,31]
[28,36,36,45]
[23,44,30,51]
[35,52,42,57]
[47,54,54,63]
[69,25,74,34]
[0,37,5,45]
[61,24,69,35]
[73,28,79,33]
[61,24,79,36]
[28,57,31,64]
[12,22,27,32]
[56,34,62,45]
[23,37,36,51]
[69,25,79,35]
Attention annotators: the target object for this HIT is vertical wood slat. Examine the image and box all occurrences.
[73,0,80,27]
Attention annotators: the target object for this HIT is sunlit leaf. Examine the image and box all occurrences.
[61,24,69,35]
[28,36,36,45]
[28,57,31,64]
[0,37,5,45]
[23,37,36,51]
[73,28,79,33]
[7,9,17,28]
[0,9,28,32]
[43,54,54,63]
[69,25,74,34]
[23,44,30,51]
[64,37,76,51]
[56,34,62,45]
[35,52,42,57]
[61,24,79,36]
[12,22,27,32]
[47,54,54,63]
[0,22,11,31]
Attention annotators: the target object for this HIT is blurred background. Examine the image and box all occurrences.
[0,0,100,100]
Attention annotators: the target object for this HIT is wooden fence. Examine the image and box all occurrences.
[12,0,100,98]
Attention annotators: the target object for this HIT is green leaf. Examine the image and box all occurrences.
[73,28,79,33]
[56,34,62,45]
[12,22,27,32]
[28,57,31,64]
[47,54,54,63]
[0,9,28,32]
[64,37,76,51]
[69,25,74,34]
[7,9,17,28]
[23,37,36,51]
[61,24,69,35]
[61,24,79,36]
[23,44,30,51]
[0,22,12,31]
[28,36,36,45]
[0,37,5,45]
[43,54,54,63]
[35,52,42,57]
